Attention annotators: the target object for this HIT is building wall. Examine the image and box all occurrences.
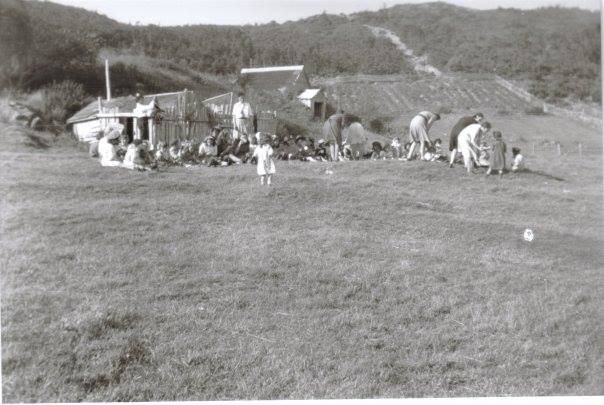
[72,120,102,142]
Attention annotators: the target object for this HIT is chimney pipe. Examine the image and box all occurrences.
[105,59,111,101]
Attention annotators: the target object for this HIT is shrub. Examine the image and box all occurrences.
[24,81,89,130]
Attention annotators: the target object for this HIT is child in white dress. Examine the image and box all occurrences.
[252,133,276,186]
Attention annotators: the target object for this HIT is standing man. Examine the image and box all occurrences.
[232,92,253,140]
[448,112,484,168]
[407,111,440,160]
[457,121,491,173]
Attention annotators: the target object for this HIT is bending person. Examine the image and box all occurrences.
[322,111,346,162]
[457,121,491,173]
[407,111,440,160]
[448,112,484,168]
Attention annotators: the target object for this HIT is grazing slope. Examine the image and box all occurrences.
[1,118,602,401]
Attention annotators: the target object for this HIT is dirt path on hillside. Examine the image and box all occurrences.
[364,25,442,76]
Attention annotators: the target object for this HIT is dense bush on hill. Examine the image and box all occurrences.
[0,0,600,116]
[243,14,413,75]
[354,3,601,103]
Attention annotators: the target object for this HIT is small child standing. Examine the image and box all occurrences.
[511,147,525,172]
[252,133,276,186]
[486,131,506,177]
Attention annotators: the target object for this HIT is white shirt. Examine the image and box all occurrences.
[123,144,137,166]
[198,143,217,156]
[232,101,253,119]
[512,154,524,170]
[457,124,483,150]
[98,137,119,163]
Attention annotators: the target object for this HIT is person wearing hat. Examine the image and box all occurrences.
[407,111,440,160]
[232,92,253,140]
[448,112,484,168]
[486,131,506,177]
[252,133,276,186]
[98,129,123,167]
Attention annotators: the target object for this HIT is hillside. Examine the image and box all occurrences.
[319,73,537,116]
[352,3,601,103]
[1,0,600,105]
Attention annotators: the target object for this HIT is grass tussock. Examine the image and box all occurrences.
[1,116,602,401]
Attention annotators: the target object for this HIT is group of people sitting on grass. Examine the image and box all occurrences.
[95,128,157,171]
[92,109,525,176]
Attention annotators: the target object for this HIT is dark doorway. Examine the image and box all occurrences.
[313,102,323,120]
[120,117,134,143]
[141,118,149,140]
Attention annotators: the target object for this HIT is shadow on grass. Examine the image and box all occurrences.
[521,169,565,182]
[24,131,51,149]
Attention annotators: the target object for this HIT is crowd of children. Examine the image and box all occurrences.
[93,113,526,183]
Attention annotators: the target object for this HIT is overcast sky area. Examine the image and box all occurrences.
[49,0,601,25]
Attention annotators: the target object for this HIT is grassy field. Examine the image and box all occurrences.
[1,115,602,401]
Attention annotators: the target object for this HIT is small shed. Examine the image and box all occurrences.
[240,65,310,95]
[297,89,327,120]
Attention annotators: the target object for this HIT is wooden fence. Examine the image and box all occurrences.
[153,90,214,146]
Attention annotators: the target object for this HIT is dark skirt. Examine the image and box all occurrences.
[448,116,476,151]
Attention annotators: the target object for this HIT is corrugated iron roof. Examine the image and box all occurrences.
[240,65,306,92]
